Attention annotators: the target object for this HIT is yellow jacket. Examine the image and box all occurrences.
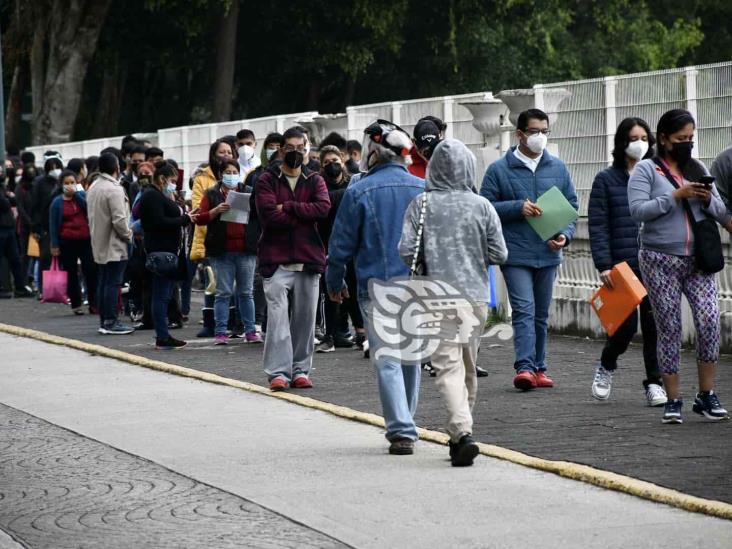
[189,166,217,261]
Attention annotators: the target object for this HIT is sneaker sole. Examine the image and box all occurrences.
[270,385,289,392]
[692,405,729,421]
[591,388,610,401]
[661,416,683,424]
[451,443,479,467]
[316,348,335,353]
[99,329,134,335]
[648,398,668,407]
[388,447,414,456]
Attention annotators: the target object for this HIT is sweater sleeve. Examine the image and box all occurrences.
[587,172,613,272]
[711,149,732,212]
[282,176,331,220]
[398,195,421,268]
[195,194,213,225]
[255,174,297,230]
[628,162,676,222]
[484,200,508,265]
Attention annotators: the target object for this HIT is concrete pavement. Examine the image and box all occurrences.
[1,332,732,548]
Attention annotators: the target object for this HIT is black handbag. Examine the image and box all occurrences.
[653,158,725,274]
[145,251,180,278]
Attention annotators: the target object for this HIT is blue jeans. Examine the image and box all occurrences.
[97,260,127,327]
[152,273,175,340]
[359,297,420,442]
[210,253,256,336]
[501,265,557,373]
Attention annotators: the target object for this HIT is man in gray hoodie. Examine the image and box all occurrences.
[399,139,507,466]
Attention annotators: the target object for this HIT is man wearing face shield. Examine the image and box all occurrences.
[481,108,578,392]
[326,119,425,456]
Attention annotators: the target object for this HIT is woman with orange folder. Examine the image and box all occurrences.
[588,118,666,406]
[628,109,731,425]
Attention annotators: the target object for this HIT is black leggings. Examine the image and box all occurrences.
[59,238,97,309]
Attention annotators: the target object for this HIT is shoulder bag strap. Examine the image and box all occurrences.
[410,193,428,278]
[652,157,697,223]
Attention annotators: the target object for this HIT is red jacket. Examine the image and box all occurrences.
[408,146,427,178]
[255,166,331,278]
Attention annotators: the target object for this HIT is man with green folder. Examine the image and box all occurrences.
[480,108,578,391]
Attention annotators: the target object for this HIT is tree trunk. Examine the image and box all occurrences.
[91,53,126,137]
[211,0,239,122]
[306,79,321,111]
[31,0,112,145]
[343,77,356,110]
[4,63,27,149]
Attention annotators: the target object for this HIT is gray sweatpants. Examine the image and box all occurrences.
[263,267,320,381]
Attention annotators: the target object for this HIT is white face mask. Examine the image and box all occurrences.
[238,145,255,161]
[49,168,62,179]
[165,182,177,195]
[266,148,277,160]
[625,140,649,161]
[63,185,76,195]
[526,132,548,154]
[75,184,84,192]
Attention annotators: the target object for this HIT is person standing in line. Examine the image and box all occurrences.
[30,154,64,296]
[0,168,34,298]
[196,159,262,345]
[86,152,135,335]
[14,164,37,289]
[399,139,507,466]
[480,108,578,391]
[138,161,196,350]
[49,170,98,315]
[588,118,667,406]
[256,127,330,391]
[326,120,424,456]
[628,108,730,424]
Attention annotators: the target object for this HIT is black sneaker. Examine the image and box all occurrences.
[334,336,355,348]
[14,286,35,298]
[476,366,488,378]
[99,321,135,335]
[155,337,187,350]
[422,362,436,377]
[388,438,414,455]
[662,399,683,424]
[451,435,480,467]
[354,333,366,350]
[315,338,335,353]
[692,391,729,421]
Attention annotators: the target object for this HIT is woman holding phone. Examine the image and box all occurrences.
[628,108,730,424]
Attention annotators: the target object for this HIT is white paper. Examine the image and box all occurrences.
[220,191,251,224]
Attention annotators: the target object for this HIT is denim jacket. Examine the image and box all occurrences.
[325,162,424,297]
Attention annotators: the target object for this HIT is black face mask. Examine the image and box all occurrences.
[284,150,304,170]
[323,162,343,180]
[669,141,693,166]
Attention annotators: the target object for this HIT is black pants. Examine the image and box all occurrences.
[0,227,24,290]
[600,294,661,386]
[18,228,32,285]
[59,238,97,309]
[37,232,52,294]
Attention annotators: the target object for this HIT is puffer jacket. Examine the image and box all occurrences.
[588,166,641,273]
[189,166,216,261]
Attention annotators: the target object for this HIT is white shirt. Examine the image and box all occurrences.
[513,146,543,173]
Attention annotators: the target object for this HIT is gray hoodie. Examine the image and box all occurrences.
[628,158,730,257]
[399,139,508,303]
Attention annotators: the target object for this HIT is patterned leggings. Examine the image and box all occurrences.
[638,249,720,374]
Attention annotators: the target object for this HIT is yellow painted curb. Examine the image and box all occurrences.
[2,321,732,522]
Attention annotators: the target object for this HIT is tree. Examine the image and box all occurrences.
[29,0,112,145]
[211,0,238,122]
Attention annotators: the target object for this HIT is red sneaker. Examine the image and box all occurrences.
[535,371,554,388]
[292,376,313,389]
[269,377,289,391]
[513,371,537,391]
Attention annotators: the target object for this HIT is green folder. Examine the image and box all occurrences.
[526,186,578,241]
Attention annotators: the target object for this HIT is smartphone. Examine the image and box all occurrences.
[698,175,715,189]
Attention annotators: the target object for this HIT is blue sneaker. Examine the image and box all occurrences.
[692,391,729,421]
[662,399,683,424]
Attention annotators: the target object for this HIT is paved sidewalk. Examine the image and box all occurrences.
[2,333,732,548]
[1,297,731,506]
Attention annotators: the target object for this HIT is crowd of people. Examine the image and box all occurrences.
[1,106,731,466]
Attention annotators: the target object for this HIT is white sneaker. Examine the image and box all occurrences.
[591,366,613,400]
[646,383,667,407]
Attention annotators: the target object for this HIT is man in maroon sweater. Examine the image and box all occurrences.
[255,127,331,391]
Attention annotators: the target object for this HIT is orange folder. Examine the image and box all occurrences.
[589,261,647,337]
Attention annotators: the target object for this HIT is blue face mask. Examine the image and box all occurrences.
[165,182,177,195]
[222,173,239,188]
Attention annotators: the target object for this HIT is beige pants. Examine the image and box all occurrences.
[430,304,489,443]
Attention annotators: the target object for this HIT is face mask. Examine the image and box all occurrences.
[63,185,76,195]
[238,145,255,161]
[222,173,239,188]
[49,168,62,179]
[323,162,343,179]
[138,175,152,187]
[165,182,177,195]
[525,132,547,154]
[266,148,277,160]
[284,150,304,170]
[625,140,649,161]
[669,141,693,166]
[75,184,84,192]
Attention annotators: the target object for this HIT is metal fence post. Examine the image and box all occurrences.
[443,97,454,139]
[604,76,617,163]
[392,102,402,125]
[685,67,699,158]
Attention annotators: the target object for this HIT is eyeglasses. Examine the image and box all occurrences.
[523,129,551,136]
[283,145,306,153]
